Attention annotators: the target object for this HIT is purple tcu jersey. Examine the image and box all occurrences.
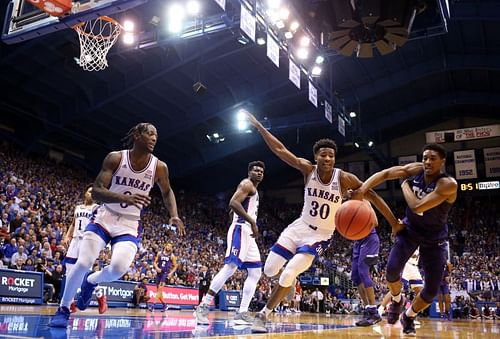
[403,172,452,242]
[158,252,173,273]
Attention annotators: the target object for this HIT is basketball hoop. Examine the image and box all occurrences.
[73,16,121,71]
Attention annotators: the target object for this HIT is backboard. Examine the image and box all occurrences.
[2,0,147,44]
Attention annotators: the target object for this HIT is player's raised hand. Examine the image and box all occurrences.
[124,193,151,209]
[170,216,185,236]
[243,110,261,128]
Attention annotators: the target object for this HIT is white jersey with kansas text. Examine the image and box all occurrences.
[232,190,259,227]
[105,150,158,219]
[72,203,98,238]
[300,166,342,232]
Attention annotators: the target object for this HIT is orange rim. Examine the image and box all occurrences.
[73,15,121,37]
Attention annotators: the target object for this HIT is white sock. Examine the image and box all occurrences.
[261,306,273,316]
[201,294,214,306]
[238,268,261,313]
[406,306,418,317]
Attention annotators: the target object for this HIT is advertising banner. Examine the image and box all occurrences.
[0,269,43,304]
[88,280,136,307]
[425,124,500,143]
[219,290,241,311]
[145,285,200,306]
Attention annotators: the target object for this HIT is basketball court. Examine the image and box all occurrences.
[0,305,497,338]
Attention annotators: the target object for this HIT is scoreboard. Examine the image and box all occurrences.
[459,180,500,192]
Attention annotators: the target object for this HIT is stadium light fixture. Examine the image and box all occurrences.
[354,142,360,148]
[123,20,135,32]
[368,141,374,147]
[290,21,299,32]
[257,37,266,45]
[315,55,324,64]
[284,31,293,39]
[300,36,310,47]
[311,66,322,76]
[186,1,200,16]
[297,48,309,59]
[350,111,357,118]
[122,32,135,45]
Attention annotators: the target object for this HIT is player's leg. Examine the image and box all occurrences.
[252,253,315,333]
[235,231,262,324]
[438,292,445,318]
[385,231,418,324]
[402,241,447,335]
[195,224,241,324]
[85,238,137,314]
[49,232,106,327]
[356,233,381,326]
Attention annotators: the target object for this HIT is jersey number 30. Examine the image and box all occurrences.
[309,201,330,219]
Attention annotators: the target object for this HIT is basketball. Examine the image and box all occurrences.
[335,200,376,240]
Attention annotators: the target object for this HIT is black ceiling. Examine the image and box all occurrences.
[0,0,499,193]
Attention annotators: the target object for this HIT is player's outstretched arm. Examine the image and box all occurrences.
[341,170,400,232]
[353,162,424,197]
[245,110,313,175]
[229,179,259,238]
[155,161,185,236]
[401,176,457,214]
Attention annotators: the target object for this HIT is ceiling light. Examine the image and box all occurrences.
[169,3,185,19]
[311,66,322,76]
[257,37,266,45]
[213,132,219,138]
[237,121,248,131]
[122,32,135,45]
[290,21,299,31]
[354,142,360,148]
[186,1,200,16]
[275,20,285,29]
[267,0,281,9]
[297,48,309,59]
[123,20,134,32]
[368,141,374,147]
[315,55,324,64]
[237,35,249,44]
[279,8,290,20]
[284,31,293,39]
[349,111,357,118]
[300,36,310,47]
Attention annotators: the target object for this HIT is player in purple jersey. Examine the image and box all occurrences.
[354,143,457,335]
[351,208,381,327]
[153,242,177,312]
[438,261,452,320]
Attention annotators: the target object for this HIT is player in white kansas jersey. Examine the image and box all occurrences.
[62,184,98,273]
[195,161,265,325]
[51,123,185,327]
[244,111,399,333]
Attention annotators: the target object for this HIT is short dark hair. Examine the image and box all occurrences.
[422,143,447,159]
[248,161,265,172]
[313,138,337,155]
[121,123,155,149]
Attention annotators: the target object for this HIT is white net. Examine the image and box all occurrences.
[73,16,121,71]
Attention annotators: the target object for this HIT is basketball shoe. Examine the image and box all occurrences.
[251,312,268,333]
[355,306,382,326]
[400,312,416,335]
[76,271,97,311]
[194,304,209,325]
[96,287,108,314]
[49,306,70,328]
[387,296,405,324]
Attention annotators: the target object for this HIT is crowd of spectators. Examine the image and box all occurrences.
[0,142,498,318]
